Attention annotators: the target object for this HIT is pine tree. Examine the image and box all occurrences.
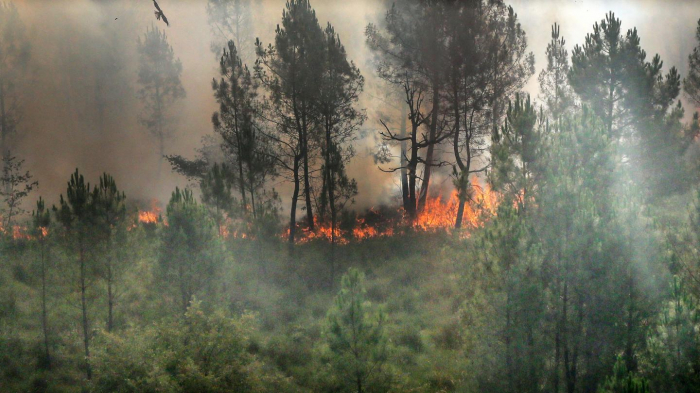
[93,173,126,332]
[159,188,222,313]
[137,25,185,171]
[255,0,325,242]
[212,40,275,219]
[53,168,99,380]
[0,153,37,232]
[368,1,533,222]
[32,197,52,369]
[489,93,543,210]
[200,163,234,234]
[644,276,700,392]
[317,23,364,246]
[570,12,688,197]
[684,19,700,106]
[569,12,637,140]
[325,268,388,393]
[538,23,573,128]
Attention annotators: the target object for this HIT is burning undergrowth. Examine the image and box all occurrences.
[131,177,500,245]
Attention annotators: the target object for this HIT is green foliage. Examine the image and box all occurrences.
[684,19,700,106]
[317,22,364,227]
[212,39,275,221]
[55,168,97,229]
[538,22,574,124]
[91,300,290,392]
[569,11,692,198]
[324,268,389,393]
[200,163,234,226]
[489,93,544,206]
[599,356,651,393]
[643,276,700,392]
[0,154,37,231]
[159,187,223,313]
[32,197,50,235]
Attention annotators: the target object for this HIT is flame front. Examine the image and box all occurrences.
[138,199,162,225]
[288,177,499,244]
[413,176,499,234]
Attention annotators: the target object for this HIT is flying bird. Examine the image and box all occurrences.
[152,0,169,26]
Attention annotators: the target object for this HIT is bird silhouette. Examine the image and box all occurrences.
[152,0,169,26]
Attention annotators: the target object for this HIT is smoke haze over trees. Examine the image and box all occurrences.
[3,0,700,392]
[5,0,695,211]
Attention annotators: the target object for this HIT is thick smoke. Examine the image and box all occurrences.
[10,0,700,213]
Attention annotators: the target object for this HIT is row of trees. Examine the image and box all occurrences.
[369,0,533,224]
[456,11,700,393]
[182,0,693,238]
[169,0,365,246]
[18,169,232,381]
[3,163,392,391]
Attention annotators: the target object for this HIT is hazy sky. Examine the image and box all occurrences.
[10,0,700,212]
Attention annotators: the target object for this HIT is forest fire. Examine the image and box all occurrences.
[138,200,162,225]
[12,225,31,240]
[413,177,499,233]
[0,223,34,241]
[288,177,499,244]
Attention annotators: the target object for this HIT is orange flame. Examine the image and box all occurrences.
[413,176,499,234]
[138,199,162,225]
[284,177,498,244]
[11,225,32,241]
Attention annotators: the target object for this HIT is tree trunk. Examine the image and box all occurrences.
[288,156,301,245]
[249,175,257,219]
[236,137,248,213]
[179,263,189,314]
[232,101,248,213]
[563,281,576,393]
[417,86,440,212]
[506,284,514,391]
[452,85,468,229]
[625,272,636,372]
[406,119,419,220]
[302,111,314,230]
[455,199,466,229]
[607,69,615,137]
[79,235,92,380]
[400,102,409,210]
[40,239,51,369]
[107,256,114,332]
